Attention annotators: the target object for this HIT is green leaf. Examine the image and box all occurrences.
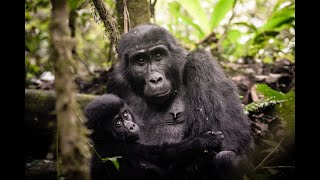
[226,29,241,43]
[177,0,210,34]
[276,91,295,135]
[68,0,80,10]
[255,84,295,135]
[168,2,205,38]
[221,29,241,55]
[209,0,236,31]
[244,98,285,114]
[256,84,286,100]
[245,84,293,114]
[253,31,279,44]
[271,0,284,14]
[101,156,122,171]
[262,56,273,64]
[233,22,257,33]
[259,4,295,33]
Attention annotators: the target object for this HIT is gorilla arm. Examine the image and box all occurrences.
[182,49,254,171]
[121,130,224,169]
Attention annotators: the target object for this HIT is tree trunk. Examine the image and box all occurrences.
[115,0,125,33]
[116,0,151,33]
[128,0,151,28]
[49,0,91,179]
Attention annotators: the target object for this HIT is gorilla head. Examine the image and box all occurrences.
[116,24,188,104]
[85,94,140,142]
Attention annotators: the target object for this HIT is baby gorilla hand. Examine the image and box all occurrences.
[192,131,224,155]
[166,131,225,173]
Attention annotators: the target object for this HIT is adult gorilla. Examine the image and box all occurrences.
[107,24,254,179]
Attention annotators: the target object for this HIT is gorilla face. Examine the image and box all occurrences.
[128,45,173,103]
[85,94,140,142]
[109,106,140,142]
[117,25,186,104]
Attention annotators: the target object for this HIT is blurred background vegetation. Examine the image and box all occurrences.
[25,0,294,83]
[25,0,295,179]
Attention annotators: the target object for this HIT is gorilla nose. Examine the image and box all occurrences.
[149,77,163,84]
[125,121,140,133]
[148,72,163,86]
[129,123,140,133]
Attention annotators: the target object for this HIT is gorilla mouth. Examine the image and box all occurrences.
[147,89,172,103]
[153,90,171,97]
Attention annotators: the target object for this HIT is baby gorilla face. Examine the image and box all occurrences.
[85,94,140,143]
[110,106,140,142]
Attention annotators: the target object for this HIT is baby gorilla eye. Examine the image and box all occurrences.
[123,111,129,120]
[115,120,122,128]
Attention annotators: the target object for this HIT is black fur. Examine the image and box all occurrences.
[85,94,225,180]
[107,24,254,179]
[85,94,140,180]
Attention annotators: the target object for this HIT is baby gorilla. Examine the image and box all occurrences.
[86,94,140,143]
[85,94,224,180]
[85,94,147,180]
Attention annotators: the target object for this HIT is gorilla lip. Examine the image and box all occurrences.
[153,89,171,97]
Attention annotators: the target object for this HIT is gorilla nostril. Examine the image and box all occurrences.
[149,79,157,84]
[157,77,163,83]
[149,77,163,84]
[130,127,134,130]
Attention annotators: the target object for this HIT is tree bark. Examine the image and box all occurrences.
[25,160,57,180]
[91,0,120,46]
[49,0,91,179]
[115,0,125,33]
[127,0,151,28]
[116,0,151,32]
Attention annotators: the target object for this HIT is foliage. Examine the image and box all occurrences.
[209,0,236,31]
[245,84,295,180]
[101,156,122,171]
[245,98,285,115]
[156,0,295,63]
[26,0,295,80]
[25,0,111,83]
[246,84,294,134]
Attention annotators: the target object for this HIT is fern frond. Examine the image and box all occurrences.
[245,98,287,114]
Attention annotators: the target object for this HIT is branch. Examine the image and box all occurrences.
[91,0,120,46]
[150,0,158,22]
[123,0,130,33]
[25,89,97,113]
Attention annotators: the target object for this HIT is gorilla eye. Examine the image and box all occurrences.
[123,111,129,120]
[115,120,122,128]
[155,53,162,61]
[137,58,145,65]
